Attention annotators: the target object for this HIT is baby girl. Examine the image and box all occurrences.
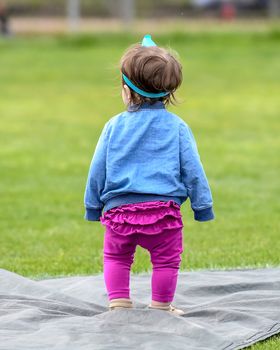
[84,34,214,315]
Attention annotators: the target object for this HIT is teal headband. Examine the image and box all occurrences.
[122,34,170,99]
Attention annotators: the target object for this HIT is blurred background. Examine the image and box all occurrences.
[0,0,280,285]
[0,0,280,34]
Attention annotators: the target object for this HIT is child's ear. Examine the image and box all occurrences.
[123,84,132,103]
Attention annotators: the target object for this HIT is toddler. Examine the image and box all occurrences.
[84,34,214,316]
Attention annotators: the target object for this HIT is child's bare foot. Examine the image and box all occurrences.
[148,300,185,316]
[109,298,133,310]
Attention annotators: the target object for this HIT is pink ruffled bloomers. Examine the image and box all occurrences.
[100,200,183,235]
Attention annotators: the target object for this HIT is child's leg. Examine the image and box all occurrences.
[103,226,137,301]
[138,227,183,304]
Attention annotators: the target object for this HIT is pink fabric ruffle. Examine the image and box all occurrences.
[101,200,183,235]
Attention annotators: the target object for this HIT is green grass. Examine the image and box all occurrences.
[0,31,280,349]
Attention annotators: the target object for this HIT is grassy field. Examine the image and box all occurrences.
[0,31,280,348]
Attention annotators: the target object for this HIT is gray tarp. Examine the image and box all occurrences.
[0,268,280,350]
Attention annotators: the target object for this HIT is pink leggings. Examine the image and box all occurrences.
[103,225,183,303]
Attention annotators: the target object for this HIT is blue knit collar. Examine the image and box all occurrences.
[127,101,165,112]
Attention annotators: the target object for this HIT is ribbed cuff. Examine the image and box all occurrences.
[84,208,102,221]
[194,207,214,222]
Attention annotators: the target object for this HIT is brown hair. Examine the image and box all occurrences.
[120,44,182,108]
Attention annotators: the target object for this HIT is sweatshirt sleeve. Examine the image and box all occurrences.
[84,122,109,221]
[179,122,214,222]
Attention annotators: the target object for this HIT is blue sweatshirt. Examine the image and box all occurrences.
[84,101,214,222]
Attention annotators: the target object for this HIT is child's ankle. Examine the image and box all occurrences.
[151,300,171,307]
[110,298,131,302]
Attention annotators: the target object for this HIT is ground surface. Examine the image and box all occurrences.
[9,17,279,34]
[0,31,280,349]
